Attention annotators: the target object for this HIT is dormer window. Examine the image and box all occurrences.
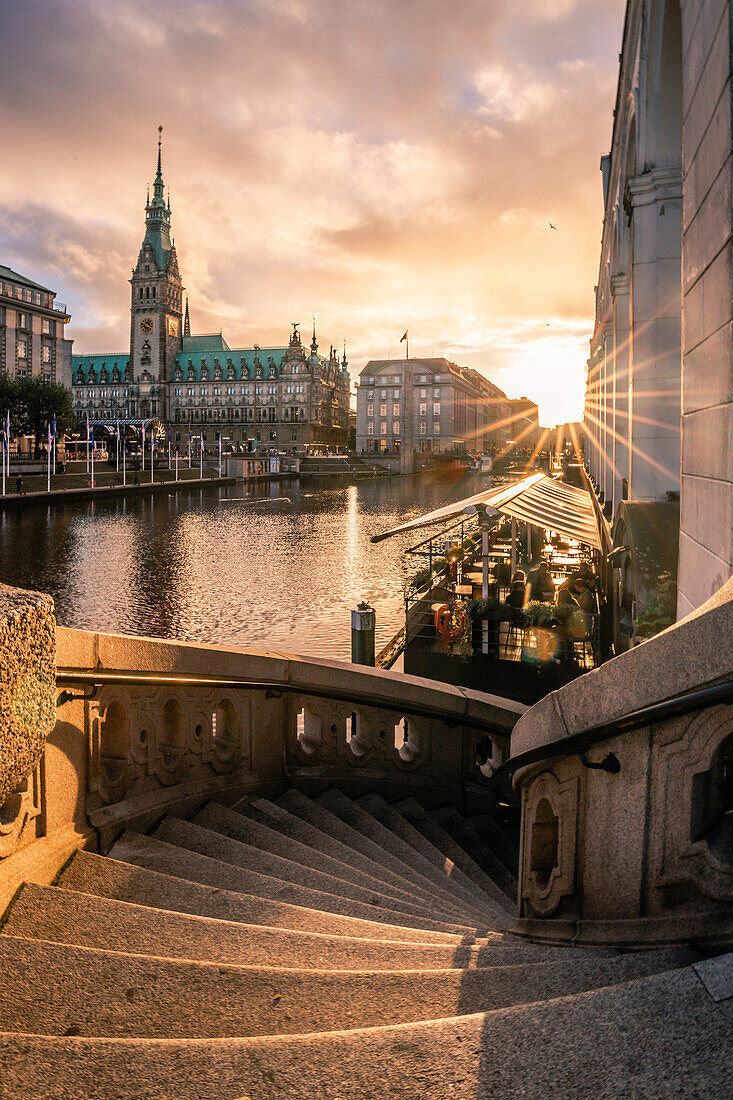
[75,367,83,384]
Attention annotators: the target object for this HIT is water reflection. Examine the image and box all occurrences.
[0,470,486,660]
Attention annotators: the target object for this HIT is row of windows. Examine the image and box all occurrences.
[366,403,439,419]
[362,375,442,386]
[0,283,54,309]
[364,388,440,401]
[2,315,57,335]
[366,421,441,436]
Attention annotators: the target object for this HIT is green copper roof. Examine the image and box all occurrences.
[0,264,53,294]
[72,353,129,383]
[181,333,230,354]
[175,346,290,382]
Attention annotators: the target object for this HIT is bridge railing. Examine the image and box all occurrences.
[0,589,525,909]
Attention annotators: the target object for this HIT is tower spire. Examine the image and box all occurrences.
[157,124,163,181]
[184,297,191,337]
[311,316,318,355]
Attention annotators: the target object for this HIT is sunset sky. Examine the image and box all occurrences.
[0,0,625,426]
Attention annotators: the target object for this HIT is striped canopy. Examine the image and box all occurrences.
[371,473,602,550]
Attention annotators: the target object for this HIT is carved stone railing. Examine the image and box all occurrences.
[0,597,525,910]
[506,575,733,950]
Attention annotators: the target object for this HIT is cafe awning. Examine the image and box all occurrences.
[370,473,602,550]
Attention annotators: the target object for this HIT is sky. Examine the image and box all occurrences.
[0,0,626,427]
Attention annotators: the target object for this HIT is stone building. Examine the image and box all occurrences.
[0,265,72,387]
[585,0,733,617]
[507,397,540,449]
[71,136,350,452]
[355,357,511,455]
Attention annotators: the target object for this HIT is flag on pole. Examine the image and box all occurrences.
[400,332,408,343]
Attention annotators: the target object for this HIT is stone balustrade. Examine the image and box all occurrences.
[0,588,525,910]
[510,575,733,949]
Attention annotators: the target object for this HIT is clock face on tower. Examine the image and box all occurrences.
[168,317,179,337]
[140,317,154,334]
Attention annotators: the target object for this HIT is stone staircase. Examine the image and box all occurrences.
[1,788,730,1098]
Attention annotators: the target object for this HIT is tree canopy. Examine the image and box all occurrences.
[0,373,75,454]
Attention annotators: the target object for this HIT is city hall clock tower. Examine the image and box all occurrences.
[130,127,183,420]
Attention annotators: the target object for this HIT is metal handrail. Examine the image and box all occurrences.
[55,669,516,738]
[491,677,733,783]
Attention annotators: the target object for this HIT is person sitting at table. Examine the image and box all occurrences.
[526,560,555,602]
[508,569,527,609]
[577,561,597,587]
[557,573,585,609]
[496,560,511,586]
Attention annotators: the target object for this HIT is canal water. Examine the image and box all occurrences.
[0,470,487,661]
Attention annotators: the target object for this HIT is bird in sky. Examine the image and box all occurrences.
[549,222,558,230]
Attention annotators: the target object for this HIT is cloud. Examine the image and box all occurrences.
[0,0,625,425]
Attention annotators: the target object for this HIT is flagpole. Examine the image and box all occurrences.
[150,428,154,485]
[116,420,120,472]
[142,424,145,472]
[123,437,126,486]
[47,424,51,492]
[86,415,90,474]
[52,416,56,475]
[90,428,94,487]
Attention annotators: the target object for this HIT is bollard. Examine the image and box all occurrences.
[351,601,376,666]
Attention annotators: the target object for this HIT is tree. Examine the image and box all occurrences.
[0,373,75,456]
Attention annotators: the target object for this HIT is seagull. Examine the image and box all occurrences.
[549,222,558,230]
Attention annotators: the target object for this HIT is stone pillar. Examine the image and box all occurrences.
[611,274,630,518]
[627,167,682,502]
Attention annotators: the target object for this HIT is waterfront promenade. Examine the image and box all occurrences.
[0,469,236,510]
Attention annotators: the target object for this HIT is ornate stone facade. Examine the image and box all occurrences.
[586,0,733,616]
[71,136,350,452]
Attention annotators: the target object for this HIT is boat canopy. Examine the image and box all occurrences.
[370,473,602,550]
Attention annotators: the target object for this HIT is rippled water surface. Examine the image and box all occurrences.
[0,471,488,660]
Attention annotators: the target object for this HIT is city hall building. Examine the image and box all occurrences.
[71,137,350,452]
[355,357,511,455]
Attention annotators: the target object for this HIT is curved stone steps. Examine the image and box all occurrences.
[2,961,730,1100]
[153,814,471,927]
[356,791,502,911]
[316,787,508,918]
[276,789,510,925]
[462,810,520,874]
[239,793,498,924]
[56,851,479,945]
[0,933,697,1039]
[192,801,486,927]
[392,797,513,905]
[430,806,518,900]
[109,830,489,936]
[1,884,588,972]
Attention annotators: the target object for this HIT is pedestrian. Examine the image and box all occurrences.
[16,474,22,495]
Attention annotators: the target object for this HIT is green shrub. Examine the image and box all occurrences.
[635,571,677,639]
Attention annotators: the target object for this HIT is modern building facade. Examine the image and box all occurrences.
[585,0,733,617]
[71,136,350,452]
[355,357,511,455]
[0,265,72,387]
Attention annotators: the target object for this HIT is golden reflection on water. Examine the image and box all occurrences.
[0,472,485,660]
